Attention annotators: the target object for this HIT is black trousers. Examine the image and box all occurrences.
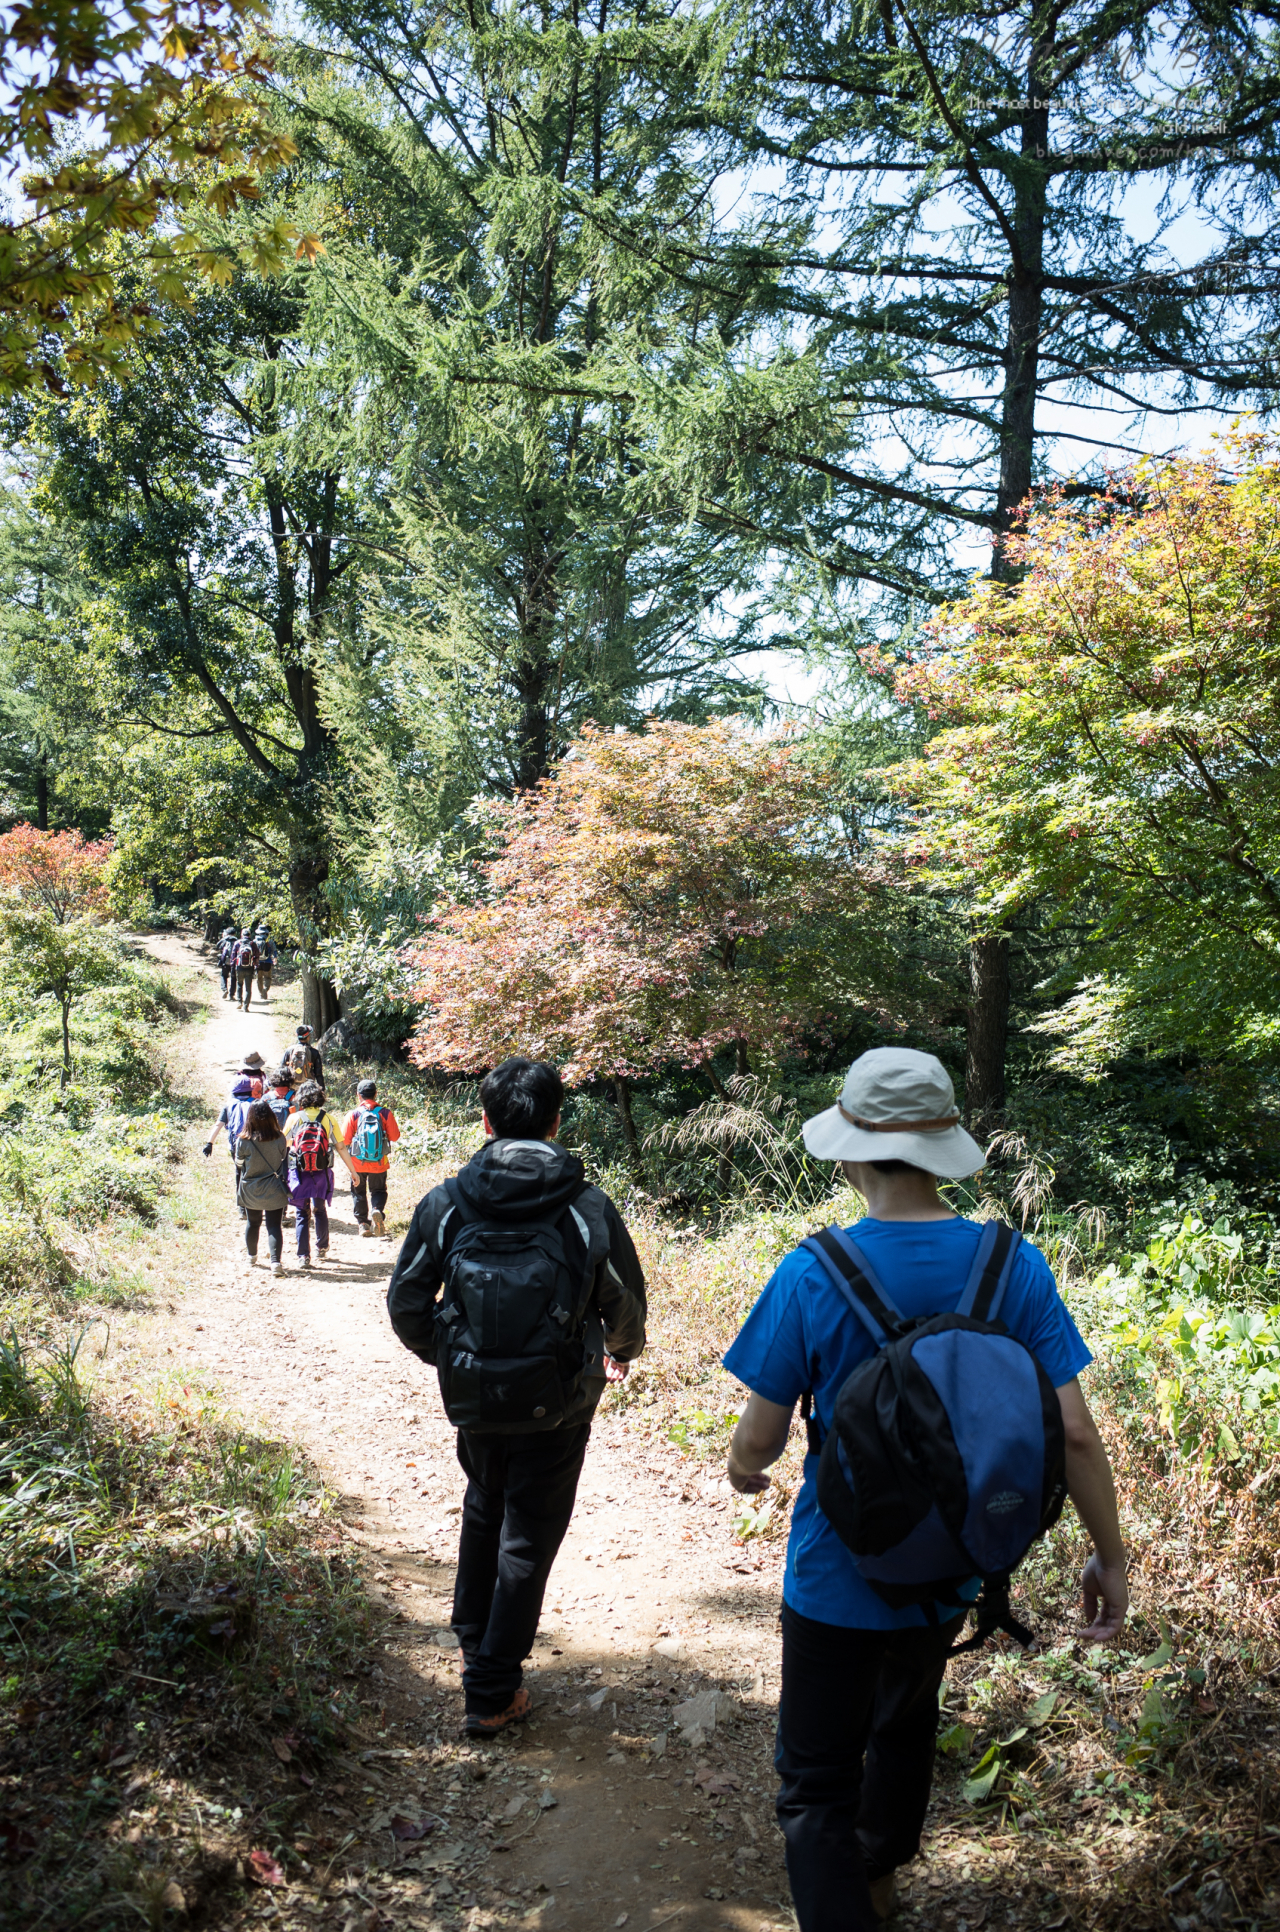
[452,1422,590,1715]
[775,1601,961,1932]
[351,1171,388,1222]
[244,1207,283,1263]
[236,967,254,1007]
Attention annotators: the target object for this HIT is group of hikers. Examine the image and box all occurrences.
[204,1021,400,1272]
[217,922,280,1010]
[199,913,1126,1932]
[378,1046,1127,1932]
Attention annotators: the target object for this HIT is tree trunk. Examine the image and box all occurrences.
[515,515,558,789]
[60,995,71,1088]
[35,755,48,832]
[289,847,341,1038]
[965,935,1009,1126]
[613,1076,644,1178]
[963,59,1049,1121]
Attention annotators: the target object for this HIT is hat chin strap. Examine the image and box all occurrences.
[837,1100,961,1135]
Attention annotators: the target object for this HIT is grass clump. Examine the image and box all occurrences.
[0,1322,376,1930]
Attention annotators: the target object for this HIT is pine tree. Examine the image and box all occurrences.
[677,0,1280,1117]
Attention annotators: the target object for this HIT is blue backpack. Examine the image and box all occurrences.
[801,1220,1067,1653]
[352,1106,389,1165]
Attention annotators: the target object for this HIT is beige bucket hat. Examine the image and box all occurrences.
[802,1046,988,1178]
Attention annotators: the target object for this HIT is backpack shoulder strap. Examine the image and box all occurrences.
[957,1220,1023,1322]
[799,1227,906,1347]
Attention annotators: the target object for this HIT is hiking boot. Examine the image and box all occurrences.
[464,1688,531,1738]
[271,1262,284,1278]
[301,1255,312,1270]
[316,1245,329,1260]
[372,1210,386,1237]
[359,1221,373,1238]
[868,1874,898,1922]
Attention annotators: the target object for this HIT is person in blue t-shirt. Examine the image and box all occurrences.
[722,1046,1128,1932]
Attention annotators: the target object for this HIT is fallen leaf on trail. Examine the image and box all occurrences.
[247,1848,285,1886]
[694,1763,740,1797]
[616,1916,629,1926]
[272,1737,293,1762]
[704,1886,726,1900]
[391,1815,435,1842]
[538,1791,557,1810]
[1195,1694,1218,1714]
[161,1879,186,1912]
[299,1770,315,1787]
[502,1795,526,1820]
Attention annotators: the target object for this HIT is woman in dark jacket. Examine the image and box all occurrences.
[236,1099,290,1276]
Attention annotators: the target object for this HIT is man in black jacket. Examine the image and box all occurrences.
[387,1057,646,1738]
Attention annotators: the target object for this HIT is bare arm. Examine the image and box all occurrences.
[726,1393,794,1495]
[1058,1379,1128,1642]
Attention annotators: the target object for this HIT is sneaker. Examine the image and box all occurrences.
[359,1221,373,1238]
[301,1256,312,1270]
[868,1874,898,1922]
[271,1262,284,1278]
[372,1210,386,1236]
[246,1255,258,1267]
[464,1687,531,1738]
[316,1245,328,1260]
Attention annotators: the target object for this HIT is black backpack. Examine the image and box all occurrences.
[432,1182,605,1434]
[801,1220,1067,1652]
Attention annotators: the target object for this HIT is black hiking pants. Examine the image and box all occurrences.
[775,1601,962,1932]
[236,967,254,1008]
[351,1171,388,1223]
[451,1422,590,1716]
[244,1208,283,1264]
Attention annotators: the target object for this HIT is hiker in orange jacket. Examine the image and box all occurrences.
[342,1078,401,1237]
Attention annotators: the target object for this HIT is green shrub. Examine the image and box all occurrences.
[1089,1210,1280,1465]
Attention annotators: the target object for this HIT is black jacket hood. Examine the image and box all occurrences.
[452,1138,586,1222]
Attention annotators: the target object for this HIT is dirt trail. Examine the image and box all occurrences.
[137,931,795,1932]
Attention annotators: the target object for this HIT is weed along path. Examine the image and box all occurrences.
[134,930,797,1932]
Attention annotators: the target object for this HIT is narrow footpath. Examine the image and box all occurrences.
[136,932,800,1932]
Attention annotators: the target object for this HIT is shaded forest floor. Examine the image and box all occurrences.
[2,932,1279,1931]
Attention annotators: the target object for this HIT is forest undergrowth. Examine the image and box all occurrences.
[0,940,390,1931]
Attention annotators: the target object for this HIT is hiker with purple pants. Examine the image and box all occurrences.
[283,1079,355,1268]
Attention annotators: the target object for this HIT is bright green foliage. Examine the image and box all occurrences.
[1093,1211,1280,1464]
[10,269,373,1025]
[0,0,312,393]
[290,0,771,797]
[881,437,1280,1066]
[0,906,120,1081]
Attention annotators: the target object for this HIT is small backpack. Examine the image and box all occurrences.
[288,1042,313,1081]
[235,940,258,971]
[801,1220,1067,1652]
[292,1116,330,1175]
[352,1106,388,1165]
[432,1182,605,1434]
